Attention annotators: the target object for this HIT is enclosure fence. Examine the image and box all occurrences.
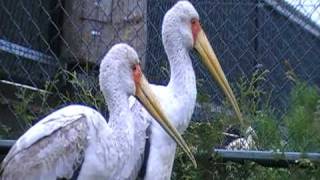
[0,0,320,140]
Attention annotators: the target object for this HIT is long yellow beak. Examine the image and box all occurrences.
[135,74,197,168]
[194,29,244,126]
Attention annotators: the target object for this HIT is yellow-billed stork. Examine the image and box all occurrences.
[129,1,244,179]
[0,44,195,180]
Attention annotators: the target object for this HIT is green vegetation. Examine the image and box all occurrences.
[285,82,320,152]
[1,67,320,179]
[172,69,320,179]
[0,69,105,138]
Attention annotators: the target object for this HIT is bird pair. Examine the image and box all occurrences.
[0,1,243,180]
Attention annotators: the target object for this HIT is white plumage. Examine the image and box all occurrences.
[129,2,198,178]
[0,44,191,180]
[222,126,257,150]
[130,2,244,179]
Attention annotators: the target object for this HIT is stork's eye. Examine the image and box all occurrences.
[191,18,197,25]
[132,65,137,71]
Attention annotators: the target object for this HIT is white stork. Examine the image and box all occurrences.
[0,44,195,180]
[221,125,257,150]
[129,1,244,179]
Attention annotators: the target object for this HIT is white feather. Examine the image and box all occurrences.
[0,105,112,180]
[0,44,152,180]
[129,2,201,179]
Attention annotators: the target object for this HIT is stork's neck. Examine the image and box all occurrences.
[166,44,196,99]
[106,92,133,131]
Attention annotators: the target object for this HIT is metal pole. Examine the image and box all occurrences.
[0,140,15,154]
[213,149,320,168]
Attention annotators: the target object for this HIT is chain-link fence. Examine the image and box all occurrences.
[147,0,320,119]
[1,0,320,178]
[1,0,320,158]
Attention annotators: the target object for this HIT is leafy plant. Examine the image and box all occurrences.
[284,81,320,152]
[3,69,106,138]
[61,70,105,112]
[172,67,320,179]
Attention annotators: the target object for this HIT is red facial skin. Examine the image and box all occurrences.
[191,19,201,44]
[133,64,142,87]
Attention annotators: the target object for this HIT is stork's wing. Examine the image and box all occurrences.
[0,105,97,180]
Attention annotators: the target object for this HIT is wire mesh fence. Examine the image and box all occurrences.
[1,0,320,178]
[1,0,320,175]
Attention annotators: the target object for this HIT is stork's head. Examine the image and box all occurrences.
[162,1,199,49]
[99,43,139,97]
[163,1,244,125]
[99,43,197,167]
